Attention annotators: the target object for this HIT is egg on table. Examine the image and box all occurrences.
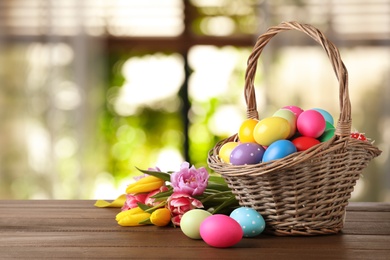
[230,207,266,237]
[200,214,243,248]
[180,209,212,239]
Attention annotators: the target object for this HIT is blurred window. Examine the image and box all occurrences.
[0,0,388,200]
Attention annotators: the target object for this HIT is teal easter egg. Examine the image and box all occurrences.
[230,207,265,238]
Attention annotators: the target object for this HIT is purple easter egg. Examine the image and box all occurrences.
[230,143,265,165]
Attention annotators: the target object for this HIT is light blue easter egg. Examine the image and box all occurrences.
[230,207,265,237]
[262,140,297,163]
[312,108,334,125]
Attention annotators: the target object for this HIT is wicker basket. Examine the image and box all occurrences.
[207,21,382,236]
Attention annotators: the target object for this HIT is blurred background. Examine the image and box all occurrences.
[0,0,389,201]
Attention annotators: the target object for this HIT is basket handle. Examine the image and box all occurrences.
[245,21,351,137]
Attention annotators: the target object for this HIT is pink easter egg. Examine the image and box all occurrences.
[297,110,326,138]
[200,215,243,248]
[282,105,304,118]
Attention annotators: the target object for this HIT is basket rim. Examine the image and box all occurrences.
[208,134,343,176]
[207,130,381,178]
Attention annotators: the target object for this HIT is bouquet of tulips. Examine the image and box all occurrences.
[95,162,239,227]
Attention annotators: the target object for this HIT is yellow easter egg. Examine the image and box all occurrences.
[238,118,259,143]
[272,109,297,138]
[253,117,290,146]
[218,142,239,163]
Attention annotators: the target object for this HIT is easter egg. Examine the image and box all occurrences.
[218,142,239,163]
[180,209,212,239]
[253,117,290,146]
[273,109,297,138]
[230,143,265,165]
[200,214,243,248]
[262,140,297,163]
[230,207,265,238]
[319,128,335,142]
[292,136,320,151]
[325,121,335,131]
[297,110,326,138]
[282,105,304,118]
[238,118,259,143]
[312,108,334,125]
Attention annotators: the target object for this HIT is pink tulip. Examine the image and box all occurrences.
[122,193,148,211]
[170,162,209,196]
[167,192,204,226]
[145,186,169,207]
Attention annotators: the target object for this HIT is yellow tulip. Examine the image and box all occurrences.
[126,175,165,194]
[150,208,171,227]
[116,207,151,226]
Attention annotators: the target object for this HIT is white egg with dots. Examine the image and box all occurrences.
[230,207,266,237]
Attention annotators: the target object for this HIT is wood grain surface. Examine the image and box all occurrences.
[1,200,389,259]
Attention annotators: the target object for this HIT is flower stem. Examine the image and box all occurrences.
[211,196,239,214]
[200,191,234,204]
[144,201,167,213]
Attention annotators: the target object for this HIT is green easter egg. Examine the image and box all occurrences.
[325,121,335,131]
[319,128,335,142]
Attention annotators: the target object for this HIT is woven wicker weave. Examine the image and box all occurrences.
[207,21,382,236]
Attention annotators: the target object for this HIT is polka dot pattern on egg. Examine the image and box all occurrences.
[230,143,265,165]
[230,207,266,237]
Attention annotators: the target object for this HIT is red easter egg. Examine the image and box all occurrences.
[292,136,320,151]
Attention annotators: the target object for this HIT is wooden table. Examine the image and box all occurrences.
[0,200,389,259]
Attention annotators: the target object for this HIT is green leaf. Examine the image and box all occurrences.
[139,201,167,214]
[206,183,231,192]
[206,175,231,191]
[151,197,169,202]
[211,196,239,214]
[200,191,234,204]
[208,175,228,184]
[137,202,152,212]
[138,218,152,225]
[151,189,173,199]
[136,167,171,182]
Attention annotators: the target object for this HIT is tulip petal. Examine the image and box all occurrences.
[150,208,171,227]
[191,199,204,208]
[126,176,165,194]
[170,197,190,207]
[116,207,151,226]
[171,215,182,226]
[94,194,126,208]
[170,162,209,196]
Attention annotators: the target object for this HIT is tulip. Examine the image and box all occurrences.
[122,193,148,211]
[167,192,204,226]
[116,207,151,226]
[170,162,209,196]
[145,186,170,207]
[126,175,165,194]
[150,208,171,227]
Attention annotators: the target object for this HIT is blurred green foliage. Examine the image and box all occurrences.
[101,52,185,182]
